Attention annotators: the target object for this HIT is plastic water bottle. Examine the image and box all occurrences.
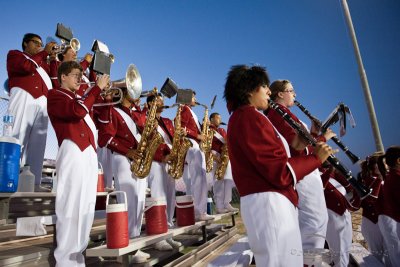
[207,197,213,215]
[18,165,35,192]
[3,114,14,137]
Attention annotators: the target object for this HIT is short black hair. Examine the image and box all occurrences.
[209,112,220,120]
[22,33,42,51]
[384,146,400,168]
[146,93,162,104]
[224,65,270,113]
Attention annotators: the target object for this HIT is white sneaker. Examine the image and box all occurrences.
[166,238,182,249]
[131,254,147,264]
[135,249,150,258]
[196,213,215,221]
[154,240,173,251]
[216,208,229,214]
[225,203,239,212]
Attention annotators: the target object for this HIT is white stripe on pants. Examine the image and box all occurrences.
[241,192,303,267]
[361,216,387,264]
[183,140,207,217]
[378,215,400,267]
[326,209,352,267]
[8,87,48,184]
[54,140,98,267]
[112,153,147,238]
[296,169,328,249]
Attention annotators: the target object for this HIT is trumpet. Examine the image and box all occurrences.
[294,100,360,164]
[52,38,80,54]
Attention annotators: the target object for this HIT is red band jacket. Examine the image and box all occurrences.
[48,86,101,151]
[7,50,50,98]
[228,105,321,206]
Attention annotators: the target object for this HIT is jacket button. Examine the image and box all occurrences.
[372,213,375,216]
[35,86,38,89]
[122,121,125,124]
[330,190,334,192]
[80,133,85,137]
[125,134,128,137]
[337,203,341,206]
[32,73,35,76]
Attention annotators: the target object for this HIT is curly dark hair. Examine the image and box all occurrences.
[223,65,270,113]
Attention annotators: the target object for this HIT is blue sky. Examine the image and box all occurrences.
[1,0,399,174]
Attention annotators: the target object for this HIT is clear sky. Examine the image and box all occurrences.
[1,0,399,174]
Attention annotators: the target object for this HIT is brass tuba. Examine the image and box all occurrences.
[168,104,192,179]
[131,87,163,178]
[214,142,229,180]
[196,102,214,173]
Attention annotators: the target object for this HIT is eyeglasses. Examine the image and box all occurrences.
[283,89,295,94]
[68,73,82,80]
[28,39,43,47]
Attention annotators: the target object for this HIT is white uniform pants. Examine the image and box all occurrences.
[326,209,352,267]
[147,161,176,226]
[183,140,208,217]
[212,161,235,210]
[54,140,98,267]
[378,215,400,267]
[113,153,147,238]
[8,87,48,184]
[241,192,303,267]
[296,169,328,249]
[361,216,387,264]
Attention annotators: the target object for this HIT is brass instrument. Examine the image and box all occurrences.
[196,102,214,173]
[131,87,163,178]
[214,142,229,180]
[168,104,192,179]
[52,38,80,54]
[92,64,142,107]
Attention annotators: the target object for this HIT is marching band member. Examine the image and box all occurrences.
[6,33,56,191]
[49,46,93,91]
[208,112,238,214]
[359,153,387,263]
[97,87,150,263]
[266,79,334,249]
[320,165,356,267]
[47,61,109,266]
[145,93,182,250]
[377,146,400,267]
[180,91,213,221]
[224,65,334,266]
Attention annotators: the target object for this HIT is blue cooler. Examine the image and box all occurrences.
[0,136,21,192]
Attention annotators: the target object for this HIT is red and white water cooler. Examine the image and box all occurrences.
[106,191,129,248]
[144,197,168,235]
[176,195,195,226]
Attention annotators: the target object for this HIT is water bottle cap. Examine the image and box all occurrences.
[3,115,14,124]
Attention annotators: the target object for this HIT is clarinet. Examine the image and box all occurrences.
[268,100,371,199]
[294,100,360,164]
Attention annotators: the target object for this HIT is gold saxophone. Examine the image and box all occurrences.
[215,142,229,180]
[196,102,214,173]
[131,88,163,178]
[167,104,192,179]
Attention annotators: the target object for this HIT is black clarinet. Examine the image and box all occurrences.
[269,100,371,199]
[294,100,360,164]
